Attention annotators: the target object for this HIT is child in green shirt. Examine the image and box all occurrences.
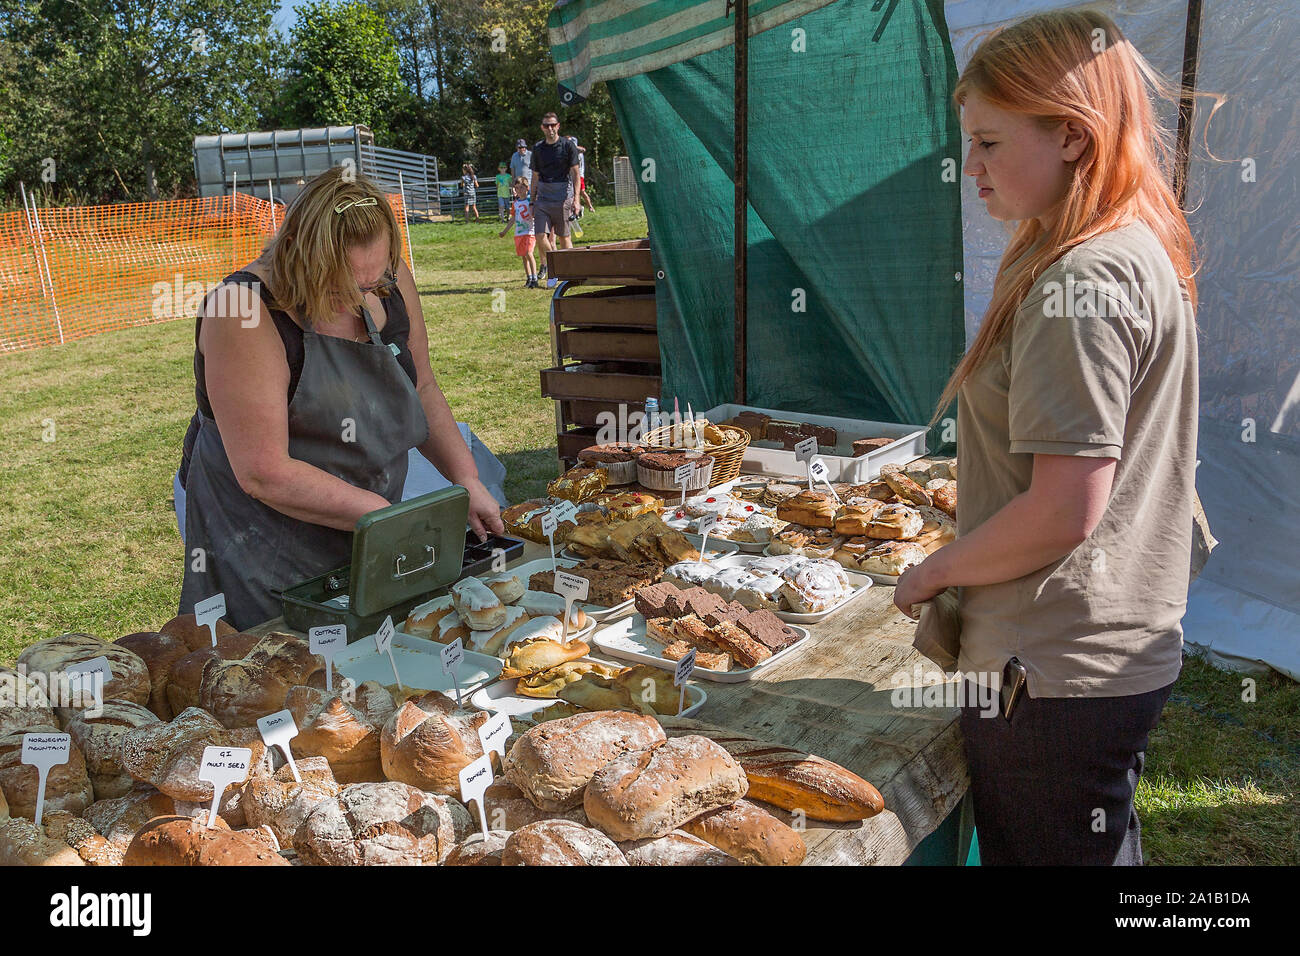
[495,163,513,221]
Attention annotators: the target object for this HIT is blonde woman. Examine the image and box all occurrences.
[894,11,1199,865]
[177,166,504,630]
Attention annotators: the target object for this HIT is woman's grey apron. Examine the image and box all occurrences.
[178,290,429,631]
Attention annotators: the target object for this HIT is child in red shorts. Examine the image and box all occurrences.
[499,177,538,287]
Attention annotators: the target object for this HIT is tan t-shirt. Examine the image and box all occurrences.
[956,221,1198,697]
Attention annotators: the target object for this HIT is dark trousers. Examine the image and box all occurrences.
[960,680,1175,865]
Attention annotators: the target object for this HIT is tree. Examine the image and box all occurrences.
[278,0,404,140]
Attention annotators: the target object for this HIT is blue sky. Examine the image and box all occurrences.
[274,0,299,36]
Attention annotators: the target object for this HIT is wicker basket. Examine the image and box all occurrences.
[641,419,751,488]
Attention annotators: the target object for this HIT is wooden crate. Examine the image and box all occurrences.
[557,327,659,364]
[552,288,656,328]
[540,362,661,403]
[547,238,654,284]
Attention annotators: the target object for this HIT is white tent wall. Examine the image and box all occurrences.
[943,0,1300,680]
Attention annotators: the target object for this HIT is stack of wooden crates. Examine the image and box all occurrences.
[540,239,662,468]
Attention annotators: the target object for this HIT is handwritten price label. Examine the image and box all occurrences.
[21,732,70,826]
[194,592,227,647]
[478,711,512,766]
[458,753,495,839]
[256,709,300,782]
[309,624,346,692]
[198,746,253,828]
[794,436,818,462]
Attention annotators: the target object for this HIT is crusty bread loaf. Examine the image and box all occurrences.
[119,706,271,802]
[159,613,238,652]
[444,830,510,866]
[40,809,123,866]
[113,631,191,720]
[66,699,161,801]
[165,631,261,717]
[0,664,56,736]
[501,819,628,866]
[658,718,884,821]
[503,711,666,812]
[482,780,588,832]
[292,781,471,866]
[285,681,394,784]
[0,817,86,866]
[198,632,329,729]
[123,815,289,866]
[619,829,738,866]
[243,757,339,846]
[682,799,805,865]
[584,735,748,841]
[16,633,150,721]
[380,691,487,796]
[0,724,94,818]
[84,786,176,846]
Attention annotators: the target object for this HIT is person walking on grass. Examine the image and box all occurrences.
[499,177,538,288]
[530,111,581,287]
[495,163,513,221]
[510,139,532,186]
[569,136,596,215]
[461,163,480,222]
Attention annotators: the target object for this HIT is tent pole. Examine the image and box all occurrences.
[1173,0,1204,207]
[734,0,749,404]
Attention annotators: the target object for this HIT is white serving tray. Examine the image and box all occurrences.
[504,557,636,622]
[469,672,707,719]
[661,515,771,553]
[729,550,874,624]
[759,544,903,587]
[334,632,502,699]
[702,403,927,485]
[591,614,812,683]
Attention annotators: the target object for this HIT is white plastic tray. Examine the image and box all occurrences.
[760,544,901,587]
[661,516,770,553]
[470,672,707,719]
[505,557,636,622]
[591,614,812,683]
[334,632,502,699]
[713,550,874,623]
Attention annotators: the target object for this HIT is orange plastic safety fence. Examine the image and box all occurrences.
[0,192,411,354]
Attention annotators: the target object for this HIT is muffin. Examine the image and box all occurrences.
[577,443,643,485]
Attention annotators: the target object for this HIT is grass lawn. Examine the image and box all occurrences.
[0,200,1294,864]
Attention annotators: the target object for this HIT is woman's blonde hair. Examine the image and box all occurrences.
[265,165,402,328]
[934,9,1198,421]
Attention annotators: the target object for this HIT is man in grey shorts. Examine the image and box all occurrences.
[529,111,581,284]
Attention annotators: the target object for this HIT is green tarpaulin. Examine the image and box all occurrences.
[552,0,965,434]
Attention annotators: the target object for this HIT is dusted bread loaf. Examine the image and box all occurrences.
[619,829,738,866]
[35,809,123,866]
[380,692,487,797]
[84,786,176,848]
[682,799,806,866]
[124,815,288,866]
[501,819,627,866]
[0,817,86,866]
[285,681,394,784]
[292,781,470,866]
[0,724,94,818]
[0,664,56,736]
[444,830,510,866]
[481,780,588,831]
[159,613,238,651]
[244,757,340,846]
[583,735,748,841]
[165,631,261,717]
[503,710,666,812]
[119,706,270,802]
[113,631,191,720]
[65,699,161,801]
[16,633,150,721]
[199,632,329,729]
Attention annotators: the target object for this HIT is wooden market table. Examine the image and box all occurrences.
[246,540,970,866]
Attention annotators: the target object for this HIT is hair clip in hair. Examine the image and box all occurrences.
[334,197,379,214]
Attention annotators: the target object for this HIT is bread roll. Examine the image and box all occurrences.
[119,706,271,802]
[444,830,510,866]
[164,631,261,717]
[403,595,457,639]
[284,681,394,784]
[481,780,588,832]
[0,724,94,818]
[244,757,340,846]
[0,664,56,736]
[0,817,86,866]
[480,572,525,604]
[198,631,328,729]
[659,720,884,822]
[16,633,150,721]
[113,631,191,720]
[883,471,932,507]
[124,815,289,866]
[380,692,487,797]
[584,735,748,841]
[84,786,176,847]
[619,829,738,866]
[39,809,123,866]
[292,781,470,866]
[450,577,507,630]
[682,799,806,866]
[501,819,627,866]
[65,699,161,800]
[503,710,666,812]
[159,613,238,652]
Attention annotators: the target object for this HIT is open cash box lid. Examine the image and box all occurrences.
[281,486,470,640]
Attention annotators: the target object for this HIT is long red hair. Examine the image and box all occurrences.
[935,10,1197,419]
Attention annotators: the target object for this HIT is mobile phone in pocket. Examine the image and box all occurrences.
[1000,657,1028,721]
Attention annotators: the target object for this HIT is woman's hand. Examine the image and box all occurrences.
[893,559,946,620]
[462,476,505,541]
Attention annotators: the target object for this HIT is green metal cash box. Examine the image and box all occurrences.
[279,486,523,642]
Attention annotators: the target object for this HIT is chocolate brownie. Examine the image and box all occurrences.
[852,437,894,457]
[664,586,712,619]
[682,588,727,619]
[736,609,802,652]
[701,600,749,628]
[633,582,679,619]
